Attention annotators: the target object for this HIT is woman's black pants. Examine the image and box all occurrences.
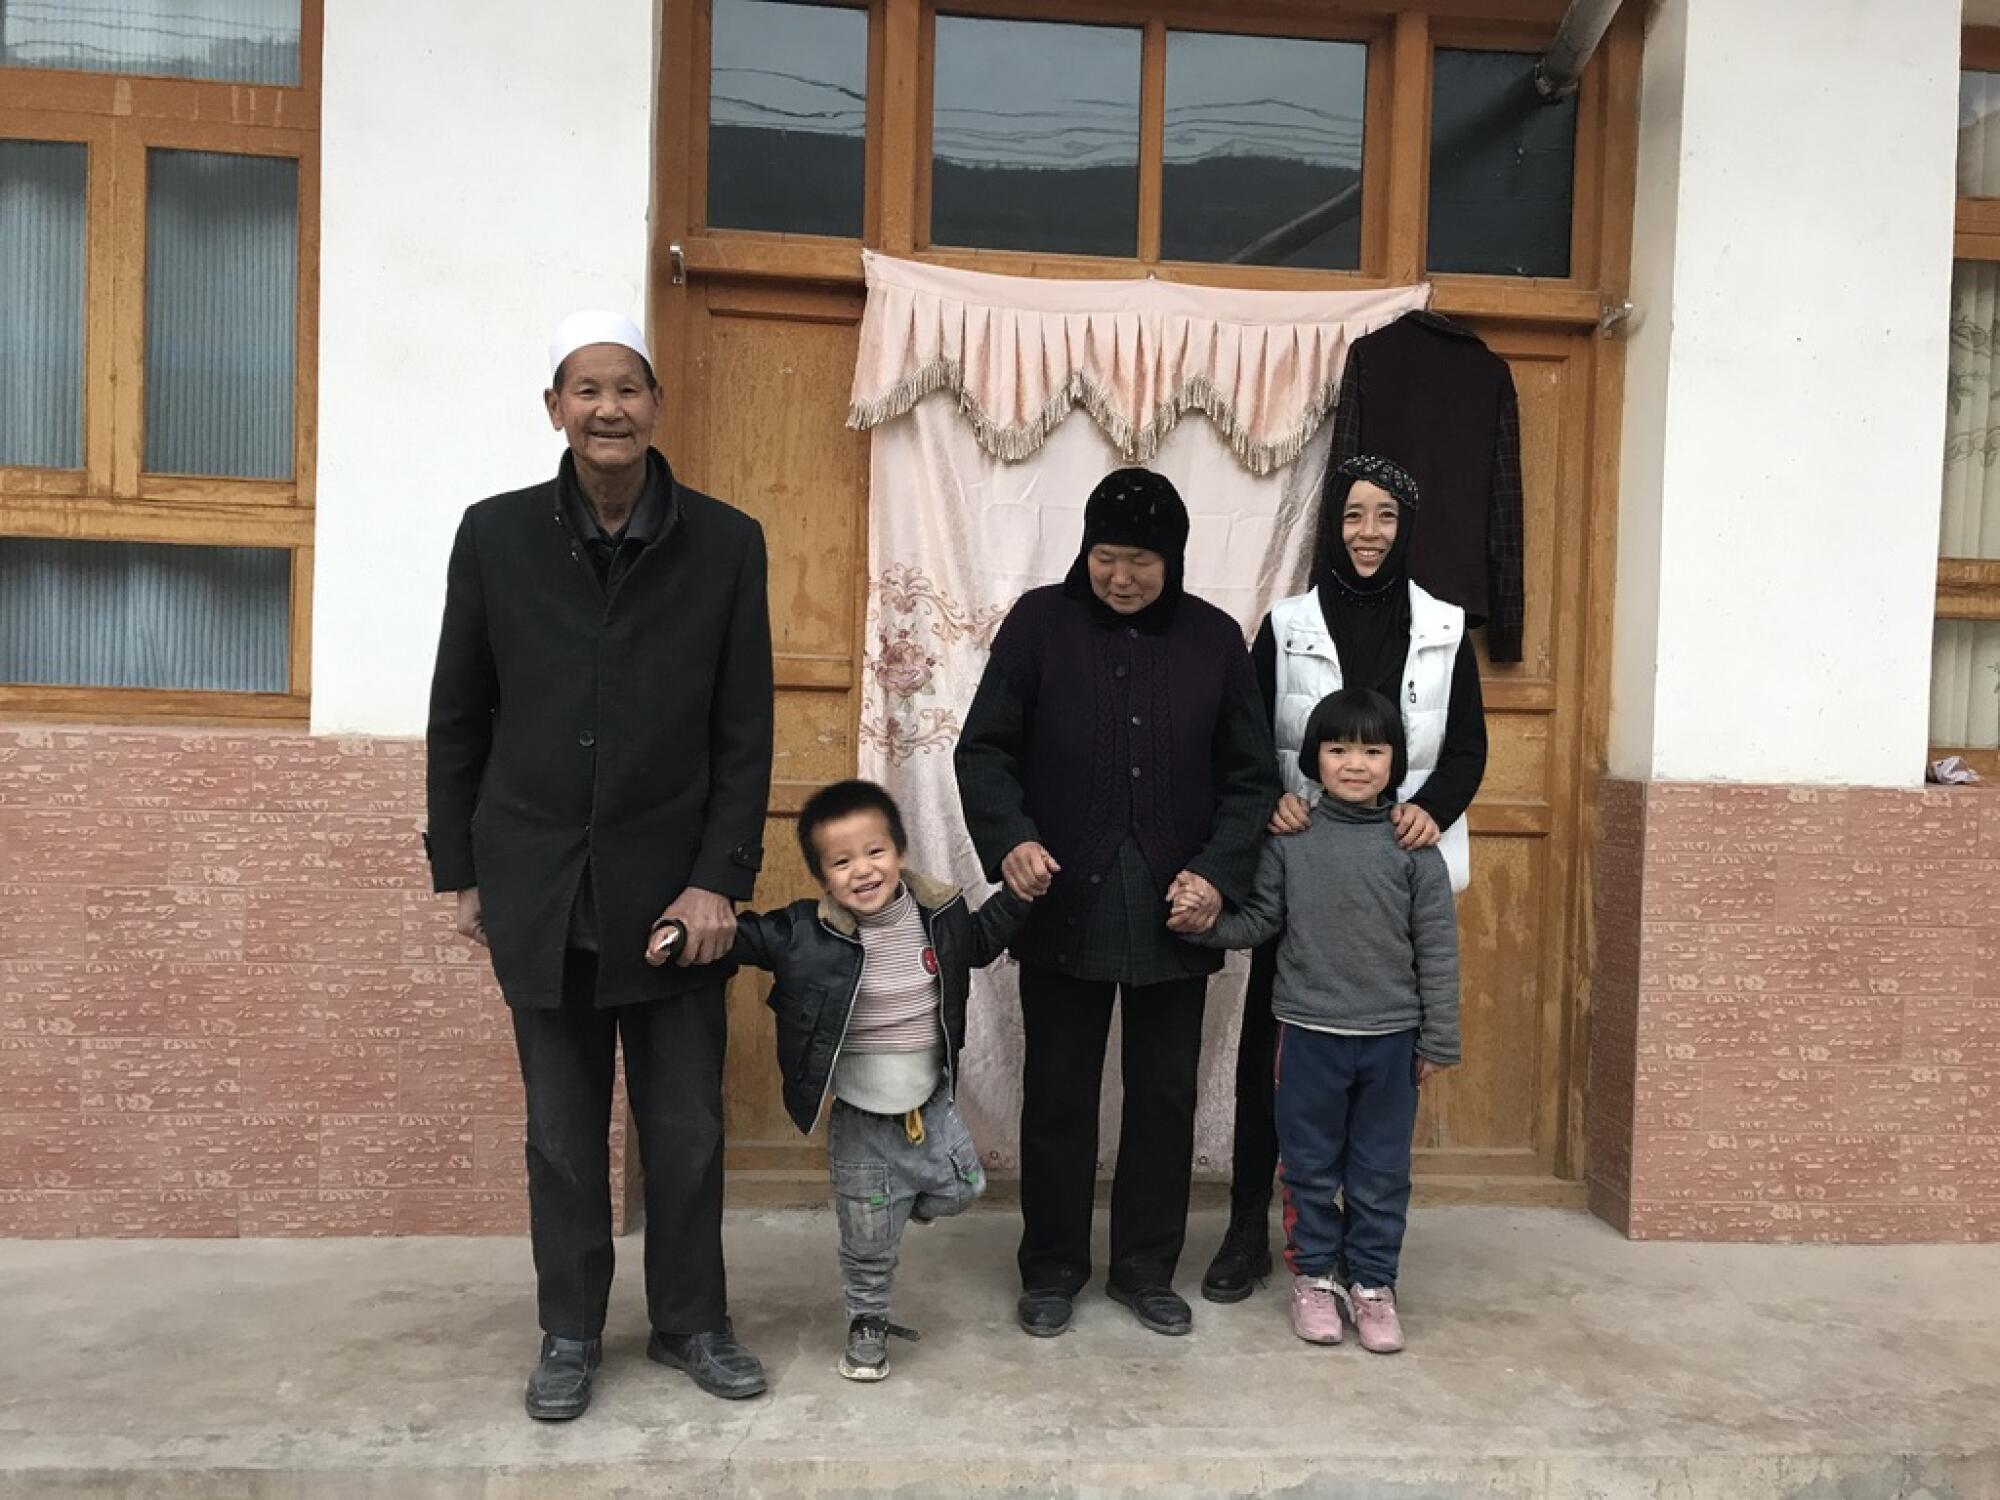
[1016,963,1209,1295]
[1224,938,1282,1221]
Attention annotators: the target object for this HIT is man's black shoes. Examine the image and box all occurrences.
[1016,1288,1076,1338]
[1200,1212,1273,1304]
[647,1319,768,1400]
[525,1334,603,1421]
[1108,1282,1193,1336]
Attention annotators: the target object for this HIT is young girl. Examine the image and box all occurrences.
[1189,687,1460,1352]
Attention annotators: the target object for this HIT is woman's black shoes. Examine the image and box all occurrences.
[1200,1215,1273,1303]
[525,1334,603,1421]
[1016,1289,1076,1338]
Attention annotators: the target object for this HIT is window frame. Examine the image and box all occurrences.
[663,0,1607,324]
[1934,26,2000,776]
[0,2,321,725]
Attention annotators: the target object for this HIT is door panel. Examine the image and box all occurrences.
[676,281,870,1175]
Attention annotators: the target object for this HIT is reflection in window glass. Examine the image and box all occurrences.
[1162,32,1365,269]
[1943,260,2000,560]
[1,0,300,86]
[708,0,867,238]
[1427,49,1575,278]
[1932,619,2000,750]
[0,139,86,469]
[145,150,297,480]
[0,538,290,692]
[932,17,1140,258]
[1960,73,2000,197]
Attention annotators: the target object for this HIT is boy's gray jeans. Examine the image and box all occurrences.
[827,1086,986,1319]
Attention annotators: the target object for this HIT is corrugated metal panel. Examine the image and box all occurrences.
[0,138,86,470]
[0,538,290,692]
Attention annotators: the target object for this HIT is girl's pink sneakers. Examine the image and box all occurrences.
[1289,1274,1346,1344]
[1348,1283,1405,1353]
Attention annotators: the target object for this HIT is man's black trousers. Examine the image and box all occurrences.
[509,950,729,1339]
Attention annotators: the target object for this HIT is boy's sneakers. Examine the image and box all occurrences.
[1289,1274,1346,1345]
[1348,1283,1405,1353]
[840,1315,891,1381]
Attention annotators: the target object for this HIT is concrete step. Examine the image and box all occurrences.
[4,1207,1998,1499]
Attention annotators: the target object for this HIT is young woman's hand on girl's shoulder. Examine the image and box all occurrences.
[1389,802,1440,850]
[1268,793,1312,835]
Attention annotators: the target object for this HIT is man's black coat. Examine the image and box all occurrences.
[425,449,774,1009]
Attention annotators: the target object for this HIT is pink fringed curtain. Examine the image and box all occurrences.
[849,252,1427,1173]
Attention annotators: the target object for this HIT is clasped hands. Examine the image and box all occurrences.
[1004,840,1220,935]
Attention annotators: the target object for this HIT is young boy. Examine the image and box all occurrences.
[694,779,1025,1381]
[1187,688,1460,1354]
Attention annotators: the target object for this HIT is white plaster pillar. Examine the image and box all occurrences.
[1610,0,1959,787]
[311,0,658,736]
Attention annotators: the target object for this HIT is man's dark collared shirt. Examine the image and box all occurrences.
[558,449,676,597]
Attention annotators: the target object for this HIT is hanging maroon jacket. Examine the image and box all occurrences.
[1329,310,1526,664]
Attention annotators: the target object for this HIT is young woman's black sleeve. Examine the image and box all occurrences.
[1406,635,1487,830]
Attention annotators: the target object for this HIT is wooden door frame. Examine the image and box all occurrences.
[649,0,1642,1198]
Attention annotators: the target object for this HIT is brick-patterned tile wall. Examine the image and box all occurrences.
[1588,778,2000,1243]
[0,727,628,1238]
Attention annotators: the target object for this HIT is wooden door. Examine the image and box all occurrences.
[651,0,1637,1201]
[662,278,874,1183]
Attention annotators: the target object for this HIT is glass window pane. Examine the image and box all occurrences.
[1932,619,2000,750]
[1162,32,1365,270]
[1,0,300,86]
[1427,48,1576,278]
[0,538,289,692]
[1942,261,2000,560]
[708,0,866,238]
[145,149,297,480]
[1961,72,2000,197]
[0,139,86,469]
[931,17,1140,258]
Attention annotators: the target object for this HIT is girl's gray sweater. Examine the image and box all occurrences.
[1198,799,1461,1065]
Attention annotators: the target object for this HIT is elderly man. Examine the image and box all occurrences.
[426,310,773,1421]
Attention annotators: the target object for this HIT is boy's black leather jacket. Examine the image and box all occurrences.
[731,870,1026,1133]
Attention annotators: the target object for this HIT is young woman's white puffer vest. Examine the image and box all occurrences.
[1269,581,1470,892]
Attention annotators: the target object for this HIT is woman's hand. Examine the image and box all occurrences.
[1267,792,1312,836]
[1002,841,1061,900]
[1165,870,1222,934]
[1416,1055,1454,1087]
[1389,802,1441,850]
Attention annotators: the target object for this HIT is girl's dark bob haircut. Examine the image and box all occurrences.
[1297,687,1408,796]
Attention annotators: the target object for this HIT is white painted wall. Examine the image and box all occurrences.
[1610,0,1959,786]
[311,0,656,735]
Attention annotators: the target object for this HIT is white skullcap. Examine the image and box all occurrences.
[547,309,653,379]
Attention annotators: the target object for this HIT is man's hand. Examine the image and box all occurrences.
[1416,1055,1454,1087]
[1001,841,1061,901]
[454,887,487,948]
[1165,870,1222,935]
[657,887,737,967]
[1268,792,1312,836]
[1389,802,1441,850]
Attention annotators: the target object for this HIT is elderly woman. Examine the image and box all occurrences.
[954,468,1277,1340]
[1200,454,1488,1304]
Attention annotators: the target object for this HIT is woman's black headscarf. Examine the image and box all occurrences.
[1063,467,1190,634]
[1313,454,1421,695]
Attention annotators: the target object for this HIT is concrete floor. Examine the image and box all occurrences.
[5,1207,1999,1499]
